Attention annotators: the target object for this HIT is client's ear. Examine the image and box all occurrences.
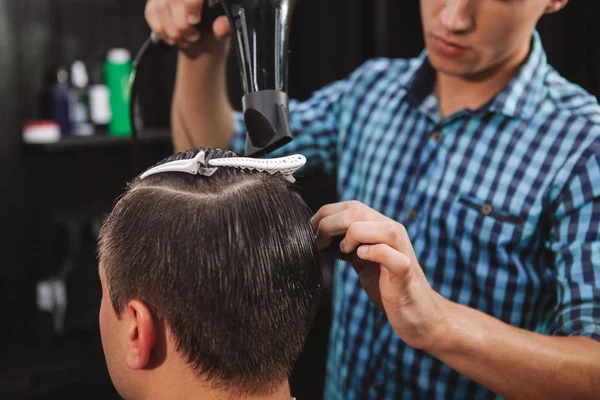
[124,300,157,370]
[544,0,569,14]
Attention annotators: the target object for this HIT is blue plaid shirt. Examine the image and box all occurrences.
[232,32,600,399]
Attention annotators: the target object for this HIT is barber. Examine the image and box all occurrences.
[145,0,600,398]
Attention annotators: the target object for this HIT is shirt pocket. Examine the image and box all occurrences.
[457,195,524,225]
[449,194,531,254]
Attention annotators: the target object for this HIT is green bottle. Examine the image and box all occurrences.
[105,48,133,136]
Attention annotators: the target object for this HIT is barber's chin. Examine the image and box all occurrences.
[427,52,477,78]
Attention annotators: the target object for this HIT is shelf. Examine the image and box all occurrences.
[23,128,172,153]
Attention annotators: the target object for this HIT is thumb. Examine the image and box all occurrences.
[213,15,231,40]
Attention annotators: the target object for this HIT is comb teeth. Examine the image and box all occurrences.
[323,248,370,265]
[321,236,371,265]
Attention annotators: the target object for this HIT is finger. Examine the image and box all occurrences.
[314,202,389,250]
[315,208,365,250]
[311,202,352,230]
[342,221,405,253]
[315,227,336,251]
[169,1,191,32]
[170,2,201,43]
[184,0,204,25]
[313,200,386,229]
[155,0,178,45]
[317,210,356,239]
[145,1,167,41]
[213,15,231,40]
[357,244,411,278]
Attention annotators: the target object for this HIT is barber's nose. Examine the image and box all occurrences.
[439,0,474,33]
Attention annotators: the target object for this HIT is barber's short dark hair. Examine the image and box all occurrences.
[98,148,322,395]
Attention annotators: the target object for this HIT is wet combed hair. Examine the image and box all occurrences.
[98,148,322,395]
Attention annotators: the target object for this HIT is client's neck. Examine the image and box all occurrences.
[193,381,293,400]
[139,373,292,400]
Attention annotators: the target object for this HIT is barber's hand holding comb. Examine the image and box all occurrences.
[312,201,453,353]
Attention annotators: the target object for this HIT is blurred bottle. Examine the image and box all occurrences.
[88,63,111,134]
[105,48,133,137]
[42,66,71,137]
[69,60,94,136]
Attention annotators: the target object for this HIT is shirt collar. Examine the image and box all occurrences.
[403,31,549,121]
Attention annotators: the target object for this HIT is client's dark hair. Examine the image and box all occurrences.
[98,148,322,395]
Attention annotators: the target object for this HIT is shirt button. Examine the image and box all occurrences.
[432,131,442,143]
[481,204,493,216]
[408,209,418,221]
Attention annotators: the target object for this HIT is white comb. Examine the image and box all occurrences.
[140,151,306,183]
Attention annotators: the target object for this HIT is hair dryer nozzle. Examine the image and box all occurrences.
[243,90,293,157]
[221,0,297,157]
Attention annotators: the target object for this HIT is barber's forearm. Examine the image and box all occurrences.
[430,302,600,399]
[172,44,235,152]
[429,301,600,400]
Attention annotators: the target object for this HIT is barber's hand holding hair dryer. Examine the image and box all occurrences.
[145,0,294,156]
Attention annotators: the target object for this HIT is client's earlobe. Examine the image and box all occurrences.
[545,0,569,14]
[125,300,157,370]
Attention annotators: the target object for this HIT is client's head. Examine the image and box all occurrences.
[98,148,322,400]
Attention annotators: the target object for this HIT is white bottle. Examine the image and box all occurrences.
[88,63,111,133]
[69,60,94,136]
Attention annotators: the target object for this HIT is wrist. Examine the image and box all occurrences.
[178,36,230,62]
[176,43,229,93]
[422,296,472,358]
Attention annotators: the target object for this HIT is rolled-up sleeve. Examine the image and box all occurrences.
[548,146,600,341]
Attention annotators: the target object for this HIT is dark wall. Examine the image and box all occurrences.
[0,1,181,349]
[0,0,147,274]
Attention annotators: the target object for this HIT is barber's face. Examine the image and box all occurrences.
[99,263,132,399]
[420,0,557,78]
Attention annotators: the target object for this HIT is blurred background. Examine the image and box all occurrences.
[0,0,599,398]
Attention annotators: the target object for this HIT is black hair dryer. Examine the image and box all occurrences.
[205,0,297,157]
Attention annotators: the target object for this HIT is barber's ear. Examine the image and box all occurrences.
[124,300,157,370]
[545,0,569,14]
